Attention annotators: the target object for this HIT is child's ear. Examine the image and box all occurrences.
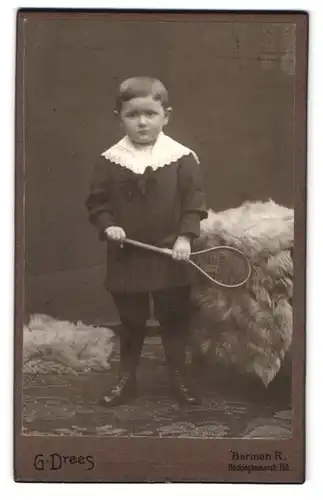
[164,106,172,125]
[114,110,124,130]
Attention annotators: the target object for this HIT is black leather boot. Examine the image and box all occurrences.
[100,370,137,407]
[161,323,201,406]
[169,370,201,405]
[100,322,145,408]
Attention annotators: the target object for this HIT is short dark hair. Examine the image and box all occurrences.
[115,76,169,112]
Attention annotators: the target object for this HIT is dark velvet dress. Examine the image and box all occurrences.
[86,151,208,293]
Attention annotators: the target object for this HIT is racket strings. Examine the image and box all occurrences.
[191,249,251,286]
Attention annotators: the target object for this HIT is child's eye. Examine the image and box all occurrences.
[126,112,138,118]
[146,111,157,117]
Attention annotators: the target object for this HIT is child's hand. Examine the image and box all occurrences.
[105,226,126,244]
[172,236,191,261]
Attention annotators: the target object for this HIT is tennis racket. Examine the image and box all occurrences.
[124,238,252,288]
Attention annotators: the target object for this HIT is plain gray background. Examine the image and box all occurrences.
[23,18,295,323]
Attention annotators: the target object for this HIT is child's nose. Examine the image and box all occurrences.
[138,115,148,125]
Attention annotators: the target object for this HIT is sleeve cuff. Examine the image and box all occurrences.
[95,212,115,240]
[179,213,201,239]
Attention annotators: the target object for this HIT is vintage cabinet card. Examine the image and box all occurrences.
[14,9,307,483]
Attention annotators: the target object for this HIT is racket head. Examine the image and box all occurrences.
[189,245,252,288]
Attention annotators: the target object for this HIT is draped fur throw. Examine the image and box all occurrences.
[190,200,293,386]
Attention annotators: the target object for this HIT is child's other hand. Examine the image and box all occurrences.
[105,226,126,244]
[172,236,191,261]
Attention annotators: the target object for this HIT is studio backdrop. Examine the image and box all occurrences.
[23,18,295,323]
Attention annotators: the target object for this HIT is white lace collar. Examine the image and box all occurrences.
[101,132,199,174]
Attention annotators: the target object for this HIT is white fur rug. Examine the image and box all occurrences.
[191,200,293,386]
[23,314,115,374]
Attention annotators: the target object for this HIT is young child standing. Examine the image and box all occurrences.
[86,76,207,407]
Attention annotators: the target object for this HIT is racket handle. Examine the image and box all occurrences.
[124,238,173,256]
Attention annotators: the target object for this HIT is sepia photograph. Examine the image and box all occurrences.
[14,10,307,482]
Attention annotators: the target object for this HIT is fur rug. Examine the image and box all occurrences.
[23,314,115,374]
[190,200,293,386]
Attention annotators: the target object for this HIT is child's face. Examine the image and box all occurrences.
[118,96,170,145]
